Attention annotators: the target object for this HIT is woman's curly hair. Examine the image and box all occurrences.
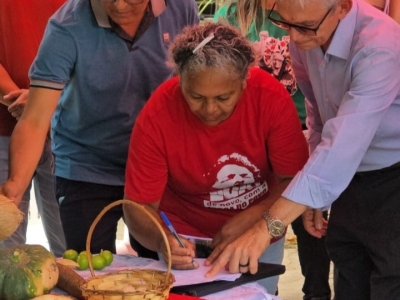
[167,22,256,81]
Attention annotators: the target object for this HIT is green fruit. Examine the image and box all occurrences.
[77,255,89,270]
[100,250,113,266]
[92,255,107,270]
[78,251,88,259]
[0,244,59,299]
[63,249,79,262]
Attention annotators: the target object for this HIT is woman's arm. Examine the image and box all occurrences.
[123,198,197,269]
[123,199,165,252]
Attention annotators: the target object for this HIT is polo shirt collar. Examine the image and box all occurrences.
[90,0,166,28]
[326,0,357,60]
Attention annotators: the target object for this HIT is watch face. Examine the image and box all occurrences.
[269,220,285,237]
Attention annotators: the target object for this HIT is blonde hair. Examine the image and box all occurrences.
[235,0,264,36]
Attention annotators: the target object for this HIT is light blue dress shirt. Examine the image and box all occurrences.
[282,0,400,209]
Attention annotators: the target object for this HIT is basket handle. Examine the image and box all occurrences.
[85,199,172,281]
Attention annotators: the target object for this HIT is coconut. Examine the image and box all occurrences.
[0,195,24,241]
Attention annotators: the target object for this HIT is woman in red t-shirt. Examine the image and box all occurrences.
[123,23,308,293]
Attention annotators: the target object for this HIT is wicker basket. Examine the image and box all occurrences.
[80,200,174,300]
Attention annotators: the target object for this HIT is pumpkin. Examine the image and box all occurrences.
[0,244,59,300]
[0,195,24,241]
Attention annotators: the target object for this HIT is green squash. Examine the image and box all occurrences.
[0,244,59,300]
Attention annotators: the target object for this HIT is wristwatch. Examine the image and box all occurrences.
[262,211,285,238]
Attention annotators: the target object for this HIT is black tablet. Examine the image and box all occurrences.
[170,262,286,297]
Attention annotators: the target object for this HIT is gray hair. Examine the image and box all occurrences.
[275,0,340,9]
[167,22,255,81]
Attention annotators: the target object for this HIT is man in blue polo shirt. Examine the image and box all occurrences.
[1,0,198,255]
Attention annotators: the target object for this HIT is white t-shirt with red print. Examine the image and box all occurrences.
[125,67,308,239]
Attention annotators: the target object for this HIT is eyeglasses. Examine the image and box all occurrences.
[101,0,145,4]
[267,3,334,36]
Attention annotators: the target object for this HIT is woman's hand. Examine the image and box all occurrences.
[302,209,328,238]
[204,219,270,277]
[161,234,198,270]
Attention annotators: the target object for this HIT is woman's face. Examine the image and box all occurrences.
[180,67,246,126]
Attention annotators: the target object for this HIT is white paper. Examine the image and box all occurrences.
[143,258,241,286]
[65,255,240,286]
[181,234,212,242]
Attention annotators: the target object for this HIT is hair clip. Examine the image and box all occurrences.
[192,33,215,54]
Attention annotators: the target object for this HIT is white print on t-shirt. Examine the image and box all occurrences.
[203,153,268,210]
[255,31,297,96]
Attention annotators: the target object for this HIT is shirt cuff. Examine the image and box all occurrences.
[282,170,334,211]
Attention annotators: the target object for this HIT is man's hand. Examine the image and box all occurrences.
[302,209,328,238]
[204,219,270,278]
[161,234,198,270]
[4,89,29,120]
[0,180,24,207]
[211,209,261,251]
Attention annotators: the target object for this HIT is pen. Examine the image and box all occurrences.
[160,211,196,267]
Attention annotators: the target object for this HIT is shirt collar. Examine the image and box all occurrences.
[326,0,357,60]
[90,0,166,28]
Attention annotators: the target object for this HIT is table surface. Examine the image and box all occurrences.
[54,254,280,300]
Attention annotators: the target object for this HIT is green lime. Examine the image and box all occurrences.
[78,251,89,259]
[77,255,89,270]
[100,250,113,266]
[63,249,79,262]
[92,255,107,270]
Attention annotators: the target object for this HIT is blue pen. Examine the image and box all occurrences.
[160,211,196,266]
[160,211,185,247]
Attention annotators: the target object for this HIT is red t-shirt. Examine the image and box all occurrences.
[125,68,308,238]
[0,0,65,136]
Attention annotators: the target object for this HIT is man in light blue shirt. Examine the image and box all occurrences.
[206,0,400,298]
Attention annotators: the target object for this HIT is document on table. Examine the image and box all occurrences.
[144,258,241,286]
[140,235,240,286]
[68,255,240,287]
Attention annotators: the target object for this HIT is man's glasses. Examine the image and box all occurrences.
[101,0,145,4]
[268,3,334,36]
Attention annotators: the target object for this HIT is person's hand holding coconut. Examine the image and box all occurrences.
[0,195,23,241]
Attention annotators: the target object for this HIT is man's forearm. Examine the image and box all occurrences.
[5,87,61,204]
[7,118,49,203]
[212,177,294,246]
[269,196,308,226]
[237,176,293,221]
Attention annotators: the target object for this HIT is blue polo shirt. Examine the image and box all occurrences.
[29,0,199,185]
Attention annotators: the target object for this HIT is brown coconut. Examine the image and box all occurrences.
[0,195,24,241]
